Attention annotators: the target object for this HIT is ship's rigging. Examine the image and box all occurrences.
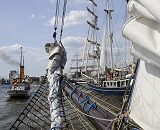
[8,0,155,130]
[82,0,100,81]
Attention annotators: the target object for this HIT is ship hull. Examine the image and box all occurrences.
[7,89,29,98]
[88,83,127,96]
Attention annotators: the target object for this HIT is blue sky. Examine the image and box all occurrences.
[0,0,130,78]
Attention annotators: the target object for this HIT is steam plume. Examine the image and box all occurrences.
[0,47,20,66]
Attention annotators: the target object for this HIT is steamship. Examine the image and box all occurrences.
[7,47,30,98]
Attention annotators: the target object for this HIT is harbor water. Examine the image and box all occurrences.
[0,85,38,130]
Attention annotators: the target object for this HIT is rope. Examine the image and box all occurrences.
[52,0,67,44]
[105,120,114,130]
[67,79,121,111]
[54,0,60,29]
[53,0,60,40]
[85,90,121,111]
[65,82,119,117]
[76,112,95,130]
[62,90,115,122]
[89,95,117,116]
[75,112,89,130]
[69,120,75,130]
[60,0,67,42]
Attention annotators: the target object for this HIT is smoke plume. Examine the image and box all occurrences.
[0,48,20,66]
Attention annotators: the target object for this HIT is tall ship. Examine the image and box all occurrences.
[7,47,30,98]
[8,0,160,130]
[82,0,101,82]
[68,52,83,79]
[81,0,133,97]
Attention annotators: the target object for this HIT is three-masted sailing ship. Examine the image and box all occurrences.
[9,0,160,130]
[82,0,100,82]
[82,0,133,96]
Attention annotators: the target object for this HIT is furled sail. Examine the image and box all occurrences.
[124,16,160,68]
[45,42,67,129]
[128,0,158,21]
[100,18,107,73]
[123,0,160,130]
[100,0,114,73]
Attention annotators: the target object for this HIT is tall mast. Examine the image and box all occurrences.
[82,0,100,80]
[20,47,22,66]
[76,52,78,73]
[105,0,113,70]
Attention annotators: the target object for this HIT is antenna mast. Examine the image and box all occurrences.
[20,47,23,66]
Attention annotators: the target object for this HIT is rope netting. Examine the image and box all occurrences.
[9,76,51,130]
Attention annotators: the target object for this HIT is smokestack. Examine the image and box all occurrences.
[20,47,24,82]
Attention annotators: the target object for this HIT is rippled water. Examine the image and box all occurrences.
[0,85,38,130]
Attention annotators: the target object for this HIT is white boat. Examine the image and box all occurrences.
[7,47,30,98]
[7,82,30,98]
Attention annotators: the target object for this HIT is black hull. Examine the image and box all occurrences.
[7,90,30,98]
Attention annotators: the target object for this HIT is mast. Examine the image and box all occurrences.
[69,52,83,78]
[82,0,100,81]
[20,47,22,66]
[104,0,113,70]
[76,52,78,74]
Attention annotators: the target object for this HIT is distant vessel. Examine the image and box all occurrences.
[1,79,11,85]
[0,79,11,88]
[81,0,133,97]
[7,47,30,98]
[68,52,82,79]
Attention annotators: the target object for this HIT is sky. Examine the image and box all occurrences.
[0,0,129,78]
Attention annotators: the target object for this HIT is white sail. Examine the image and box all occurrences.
[136,0,160,21]
[123,16,160,68]
[100,19,107,73]
[129,60,160,130]
[123,0,160,129]
[128,0,158,21]
[100,0,113,72]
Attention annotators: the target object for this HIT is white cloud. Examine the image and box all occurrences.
[47,17,61,26]
[41,16,46,19]
[0,44,22,53]
[62,36,85,49]
[0,44,48,77]
[49,0,55,3]
[64,10,88,27]
[47,10,88,27]
[49,0,89,4]
[74,0,90,4]
[29,14,35,19]
[61,36,85,72]
[0,44,22,66]
[0,44,47,62]
[0,37,86,77]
